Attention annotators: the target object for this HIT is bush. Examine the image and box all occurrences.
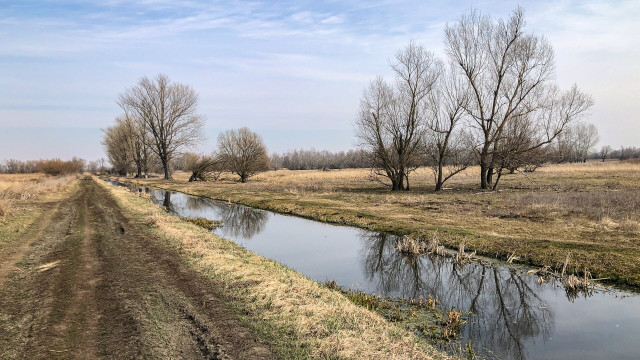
[36,158,84,176]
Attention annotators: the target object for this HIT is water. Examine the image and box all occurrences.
[105,179,640,359]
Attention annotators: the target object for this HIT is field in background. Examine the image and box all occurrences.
[120,160,640,287]
[0,174,77,251]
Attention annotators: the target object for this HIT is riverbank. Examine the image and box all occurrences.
[97,177,448,359]
[108,161,640,288]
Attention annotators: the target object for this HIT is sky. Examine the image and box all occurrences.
[0,0,638,161]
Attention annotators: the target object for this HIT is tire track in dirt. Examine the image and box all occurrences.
[0,176,276,359]
[89,176,276,359]
[0,200,61,289]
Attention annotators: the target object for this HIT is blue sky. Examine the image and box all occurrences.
[1,0,638,161]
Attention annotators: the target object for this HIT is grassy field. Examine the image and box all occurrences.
[114,160,640,288]
[0,173,78,252]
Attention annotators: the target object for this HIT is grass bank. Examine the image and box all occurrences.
[97,177,448,359]
[109,161,640,288]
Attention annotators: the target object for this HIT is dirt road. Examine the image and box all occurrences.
[0,177,276,359]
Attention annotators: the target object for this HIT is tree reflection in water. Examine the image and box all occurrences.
[181,196,269,239]
[360,232,555,360]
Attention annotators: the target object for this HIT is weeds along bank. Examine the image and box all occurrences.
[0,174,78,251]
[96,177,448,359]
[113,161,640,288]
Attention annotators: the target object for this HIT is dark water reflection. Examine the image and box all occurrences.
[105,179,640,360]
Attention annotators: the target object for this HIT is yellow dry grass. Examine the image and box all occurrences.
[0,173,77,218]
[99,177,448,359]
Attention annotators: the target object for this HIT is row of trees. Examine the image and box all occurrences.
[0,158,87,176]
[269,149,369,171]
[104,74,205,179]
[586,145,640,162]
[104,74,272,183]
[185,127,270,183]
[355,8,594,191]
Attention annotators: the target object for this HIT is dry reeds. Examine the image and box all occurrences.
[426,231,447,256]
[396,235,427,255]
[442,307,464,338]
[183,217,222,231]
[455,241,476,263]
[0,174,76,218]
[396,231,447,257]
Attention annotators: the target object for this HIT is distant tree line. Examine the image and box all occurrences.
[587,146,640,162]
[269,149,369,171]
[0,158,86,176]
[354,8,594,191]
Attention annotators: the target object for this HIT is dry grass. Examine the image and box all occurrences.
[100,178,448,359]
[0,174,77,218]
[110,160,640,287]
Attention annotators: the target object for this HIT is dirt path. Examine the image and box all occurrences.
[0,199,61,289]
[0,177,276,359]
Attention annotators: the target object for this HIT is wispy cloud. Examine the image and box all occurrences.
[0,0,639,160]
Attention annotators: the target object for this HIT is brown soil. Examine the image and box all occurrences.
[0,177,276,359]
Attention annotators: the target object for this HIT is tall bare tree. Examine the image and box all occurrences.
[599,145,611,162]
[116,114,151,178]
[102,122,132,175]
[355,42,442,190]
[118,74,204,179]
[424,69,474,190]
[574,122,599,163]
[444,8,592,189]
[218,127,270,183]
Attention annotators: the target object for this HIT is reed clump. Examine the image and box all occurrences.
[455,241,476,263]
[442,307,465,338]
[396,235,427,255]
[183,217,222,230]
[322,280,454,340]
[396,231,446,257]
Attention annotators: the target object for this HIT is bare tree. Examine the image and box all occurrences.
[102,122,132,175]
[118,74,204,179]
[424,68,474,190]
[98,158,106,174]
[116,114,151,178]
[599,145,611,162]
[574,122,599,163]
[184,153,223,182]
[355,42,442,190]
[217,127,270,183]
[445,8,593,189]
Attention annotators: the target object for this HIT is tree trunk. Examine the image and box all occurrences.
[162,158,171,180]
[435,163,444,191]
[492,168,503,190]
[479,144,490,190]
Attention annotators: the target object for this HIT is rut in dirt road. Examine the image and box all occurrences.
[0,177,276,359]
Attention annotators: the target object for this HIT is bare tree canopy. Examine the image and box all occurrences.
[424,68,475,190]
[118,74,205,179]
[217,127,270,183]
[445,7,593,189]
[355,42,443,191]
[184,153,223,182]
[116,114,151,178]
[102,121,132,176]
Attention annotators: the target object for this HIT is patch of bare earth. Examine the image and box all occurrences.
[0,177,275,359]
